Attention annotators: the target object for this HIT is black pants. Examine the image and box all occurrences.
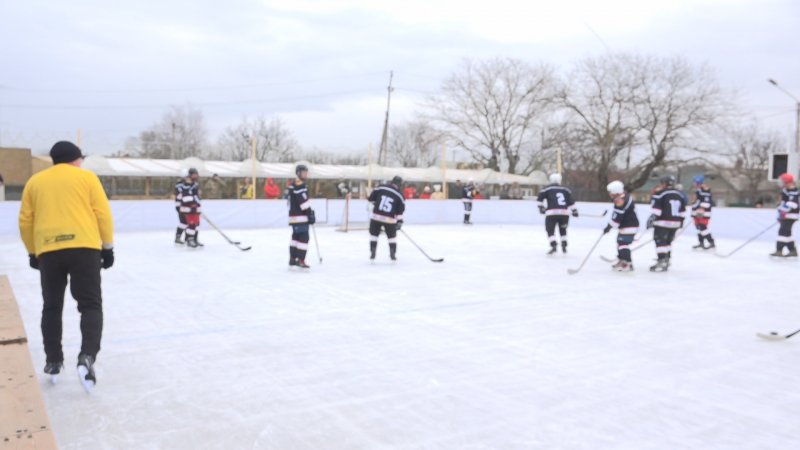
[654,226,677,260]
[463,201,472,222]
[176,211,187,238]
[290,223,310,261]
[777,219,797,252]
[369,220,398,256]
[38,248,103,363]
[617,233,635,262]
[545,216,569,247]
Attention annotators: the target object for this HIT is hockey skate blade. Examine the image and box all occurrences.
[77,366,95,393]
[756,332,788,341]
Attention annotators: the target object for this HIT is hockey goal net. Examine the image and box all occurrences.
[336,193,370,232]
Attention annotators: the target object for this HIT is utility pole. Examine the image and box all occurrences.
[768,78,800,176]
[377,71,394,166]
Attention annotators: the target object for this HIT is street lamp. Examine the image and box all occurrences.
[767,78,800,175]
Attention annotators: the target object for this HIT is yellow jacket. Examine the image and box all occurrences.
[19,164,114,256]
[240,184,254,199]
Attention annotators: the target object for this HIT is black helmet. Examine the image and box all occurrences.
[188,167,198,176]
[295,164,308,177]
[659,175,675,186]
[391,175,403,186]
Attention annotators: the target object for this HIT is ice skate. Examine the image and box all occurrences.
[77,353,96,393]
[612,260,633,272]
[174,235,185,245]
[44,361,64,384]
[769,250,785,257]
[649,259,669,272]
[547,246,557,255]
[295,259,310,269]
[561,243,568,254]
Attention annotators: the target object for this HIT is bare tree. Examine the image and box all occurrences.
[127,105,209,159]
[216,116,298,162]
[724,123,784,204]
[625,56,730,191]
[556,54,641,193]
[387,119,442,167]
[426,57,555,174]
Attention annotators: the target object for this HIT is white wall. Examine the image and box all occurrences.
[0,199,784,241]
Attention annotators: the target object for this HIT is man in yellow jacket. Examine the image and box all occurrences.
[18,141,114,391]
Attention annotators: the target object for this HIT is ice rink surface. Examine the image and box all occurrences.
[1,224,799,449]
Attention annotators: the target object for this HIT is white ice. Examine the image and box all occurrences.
[1,224,798,449]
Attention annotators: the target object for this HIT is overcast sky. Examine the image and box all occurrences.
[0,0,798,157]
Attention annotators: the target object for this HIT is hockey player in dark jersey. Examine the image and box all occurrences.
[368,176,406,261]
[647,175,686,272]
[461,179,477,224]
[771,172,799,257]
[603,180,639,272]
[691,175,716,250]
[537,173,578,255]
[287,164,315,268]
[174,168,203,248]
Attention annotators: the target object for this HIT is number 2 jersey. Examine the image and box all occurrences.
[536,184,576,216]
[368,183,405,224]
[692,185,713,218]
[778,186,799,220]
[650,188,687,229]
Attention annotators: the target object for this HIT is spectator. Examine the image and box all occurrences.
[431,184,446,200]
[403,184,418,199]
[263,177,281,199]
[204,174,227,199]
[0,172,5,201]
[450,180,463,199]
[336,179,351,198]
[499,184,511,200]
[239,178,255,199]
[509,182,523,199]
[419,185,432,199]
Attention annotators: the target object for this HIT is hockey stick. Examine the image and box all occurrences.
[714,222,778,258]
[201,214,252,251]
[567,232,605,275]
[757,328,800,341]
[579,210,608,218]
[311,224,322,263]
[400,229,444,263]
[599,219,694,262]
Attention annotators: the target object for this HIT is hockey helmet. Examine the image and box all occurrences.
[391,175,403,187]
[549,173,562,184]
[607,180,624,195]
[779,173,795,185]
[295,164,308,177]
[659,175,675,186]
[693,175,705,185]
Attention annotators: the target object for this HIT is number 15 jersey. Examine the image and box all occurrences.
[369,183,406,224]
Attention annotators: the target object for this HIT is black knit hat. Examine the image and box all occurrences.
[50,141,84,164]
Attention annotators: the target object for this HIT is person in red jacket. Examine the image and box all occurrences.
[263,177,281,199]
[419,185,432,199]
[403,184,417,199]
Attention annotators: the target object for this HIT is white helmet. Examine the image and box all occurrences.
[549,173,562,184]
[607,180,624,195]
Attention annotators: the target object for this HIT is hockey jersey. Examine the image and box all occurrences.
[536,184,576,216]
[692,185,713,218]
[609,193,639,235]
[462,184,476,203]
[650,188,686,229]
[288,180,312,224]
[778,186,799,220]
[368,183,405,224]
[175,180,201,214]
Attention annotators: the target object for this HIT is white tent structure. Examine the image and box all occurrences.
[81,155,547,186]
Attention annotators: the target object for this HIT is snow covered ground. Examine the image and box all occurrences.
[1,224,798,449]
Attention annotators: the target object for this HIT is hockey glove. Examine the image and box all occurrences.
[538,205,546,215]
[396,220,403,231]
[603,224,612,234]
[571,209,579,218]
[307,209,316,225]
[100,248,115,269]
[646,215,656,229]
[28,254,39,270]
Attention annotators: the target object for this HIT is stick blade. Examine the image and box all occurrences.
[566,268,580,275]
[237,245,252,251]
[756,332,787,341]
[431,258,444,263]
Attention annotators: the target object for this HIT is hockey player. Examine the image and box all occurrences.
[603,180,639,272]
[647,176,686,272]
[174,168,203,248]
[462,179,477,224]
[368,176,406,261]
[691,175,716,250]
[772,172,799,257]
[537,173,578,254]
[288,164,315,268]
